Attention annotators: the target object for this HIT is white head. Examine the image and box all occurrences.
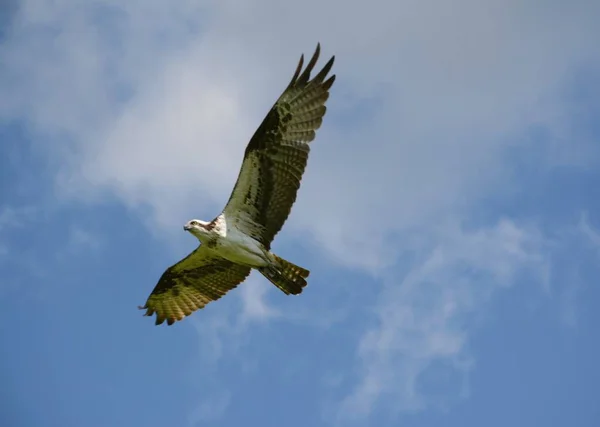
[183,219,213,241]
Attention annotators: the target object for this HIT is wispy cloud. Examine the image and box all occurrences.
[0,205,43,296]
[239,277,282,322]
[64,226,103,254]
[335,219,550,420]
[579,212,600,253]
[0,205,36,233]
[554,213,600,327]
[2,0,598,246]
[0,205,37,259]
[188,390,232,426]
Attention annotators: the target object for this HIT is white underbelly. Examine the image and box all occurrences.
[213,229,268,267]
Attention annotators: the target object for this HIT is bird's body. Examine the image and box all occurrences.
[139,43,336,325]
[186,215,270,268]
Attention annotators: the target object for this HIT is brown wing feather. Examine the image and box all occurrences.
[223,43,336,248]
[139,246,251,326]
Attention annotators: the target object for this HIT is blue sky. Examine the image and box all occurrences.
[1,1,600,426]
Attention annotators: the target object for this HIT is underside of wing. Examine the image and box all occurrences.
[223,43,336,248]
[139,246,251,325]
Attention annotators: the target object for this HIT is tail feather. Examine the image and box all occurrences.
[259,254,310,295]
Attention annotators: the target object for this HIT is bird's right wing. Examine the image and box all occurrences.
[139,246,251,325]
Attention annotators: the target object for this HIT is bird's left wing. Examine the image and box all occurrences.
[222,43,335,249]
[139,246,251,325]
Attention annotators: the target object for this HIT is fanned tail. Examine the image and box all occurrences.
[258,253,310,295]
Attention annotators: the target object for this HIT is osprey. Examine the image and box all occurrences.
[139,44,336,325]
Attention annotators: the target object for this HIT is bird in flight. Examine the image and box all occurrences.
[139,44,336,325]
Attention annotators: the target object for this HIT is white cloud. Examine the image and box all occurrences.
[553,213,600,328]
[0,205,36,231]
[0,205,37,261]
[239,277,282,322]
[0,205,46,295]
[188,389,231,426]
[335,219,550,420]
[579,212,600,253]
[2,0,598,251]
[51,225,104,264]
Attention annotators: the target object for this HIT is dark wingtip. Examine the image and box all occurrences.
[296,43,321,86]
[288,53,304,88]
[323,74,336,91]
[313,55,335,85]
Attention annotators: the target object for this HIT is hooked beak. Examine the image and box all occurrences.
[183,224,192,231]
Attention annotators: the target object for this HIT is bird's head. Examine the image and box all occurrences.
[183,219,211,241]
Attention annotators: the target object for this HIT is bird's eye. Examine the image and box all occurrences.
[191,221,198,226]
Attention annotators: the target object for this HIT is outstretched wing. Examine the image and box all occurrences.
[139,246,251,325]
[223,43,336,249]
